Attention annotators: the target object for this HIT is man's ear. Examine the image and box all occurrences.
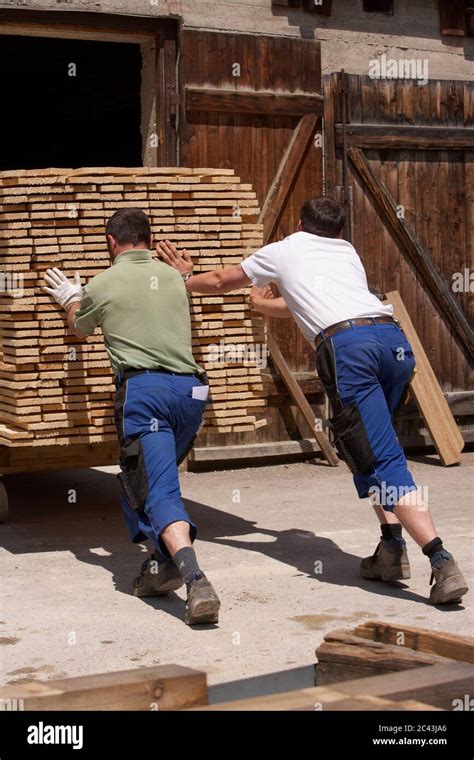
[296,219,303,232]
[106,234,116,254]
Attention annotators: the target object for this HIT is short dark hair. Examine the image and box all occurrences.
[106,208,151,248]
[299,197,345,238]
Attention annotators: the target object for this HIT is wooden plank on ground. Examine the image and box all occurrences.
[0,665,208,711]
[385,290,464,465]
[316,628,450,685]
[354,620,474,664]
[194,692,440,711]
[192,661,473,711]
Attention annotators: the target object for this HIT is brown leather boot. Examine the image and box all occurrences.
[133,554,183,597]
[429,559,469,605]
[184,576,220,625]
[360,540,411,581]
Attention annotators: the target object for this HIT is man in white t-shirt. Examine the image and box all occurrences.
[157,197,468,606]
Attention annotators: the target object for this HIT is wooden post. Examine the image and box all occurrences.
[267,334,339,466]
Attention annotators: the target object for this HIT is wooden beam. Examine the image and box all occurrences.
[0,7,178,36]
[385,291,464,466]
[338,661,474,710]
[263,369,325,396]
[259,114,318,243]
[354,621,474,664]
[192,662,473,710]
[348,146,474,361]
[0,665,208,711]
[185,87,324,117]
[256,114,337,466]
[335,124,474,151]
[196,693,440,711]
[316,628,451,685]
[190,438,323,463]
[267,333,339,466]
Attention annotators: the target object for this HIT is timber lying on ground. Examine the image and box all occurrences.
[2,622,472,711]
[316,621,474,685]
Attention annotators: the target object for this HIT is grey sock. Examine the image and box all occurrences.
[173,547,203,585]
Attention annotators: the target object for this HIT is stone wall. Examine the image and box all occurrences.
[1,0,473,81]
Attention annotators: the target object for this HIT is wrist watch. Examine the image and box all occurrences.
[182,273,192,283]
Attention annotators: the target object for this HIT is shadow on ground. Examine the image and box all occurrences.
[1,468,464,618]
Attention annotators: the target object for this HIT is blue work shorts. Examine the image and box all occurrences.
[315,322,417,510]
[114,371,207,557]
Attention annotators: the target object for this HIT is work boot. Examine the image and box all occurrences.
[429,558,468,605]
[360,540,411,581]
[133,553,184,597]
[184,575,221,626]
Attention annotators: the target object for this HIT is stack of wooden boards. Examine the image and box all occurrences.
[0,167,267,448]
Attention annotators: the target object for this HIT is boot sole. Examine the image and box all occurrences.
[430,580,469,605]
[185,596,220,626]
[133,577,184,597]
[361,565,411,582]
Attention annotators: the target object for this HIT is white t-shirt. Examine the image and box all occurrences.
[241,231,393,342]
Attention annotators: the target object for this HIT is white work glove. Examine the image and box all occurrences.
[43,268,83,310]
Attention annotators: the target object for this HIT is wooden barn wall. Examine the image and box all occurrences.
[324,74,473,396]
[180,30,326,448]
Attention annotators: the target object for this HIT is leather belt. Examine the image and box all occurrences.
[115,367,206,389]
[314,316,399,351]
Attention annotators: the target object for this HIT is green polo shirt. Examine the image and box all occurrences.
[74,249,203,376]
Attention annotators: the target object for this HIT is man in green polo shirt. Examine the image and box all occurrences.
[43,208,221,626]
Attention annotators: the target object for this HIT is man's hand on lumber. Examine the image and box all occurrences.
[155,240,193,276]
[43,268,83,309]
[43,268,87,339]
[249,285,292,318]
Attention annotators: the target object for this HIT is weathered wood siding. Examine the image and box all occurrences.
[324,73,473,398]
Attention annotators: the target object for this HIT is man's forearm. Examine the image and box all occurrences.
[66,301,87,339]
[185,264,251,294]
[250,296,293,319]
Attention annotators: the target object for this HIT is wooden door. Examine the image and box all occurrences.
[179,30,327,448]
[180,30,324,370]
[324,73,473,443]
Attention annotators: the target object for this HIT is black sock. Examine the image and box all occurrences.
[381,524,403,541]
[422,537,452,568]
[380,524,405,552]
[173,547,203,585]
[422,537,443,558]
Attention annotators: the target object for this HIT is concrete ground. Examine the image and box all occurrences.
[1,451,473,689]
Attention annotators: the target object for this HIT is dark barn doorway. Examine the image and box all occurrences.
[0,34,142,170]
